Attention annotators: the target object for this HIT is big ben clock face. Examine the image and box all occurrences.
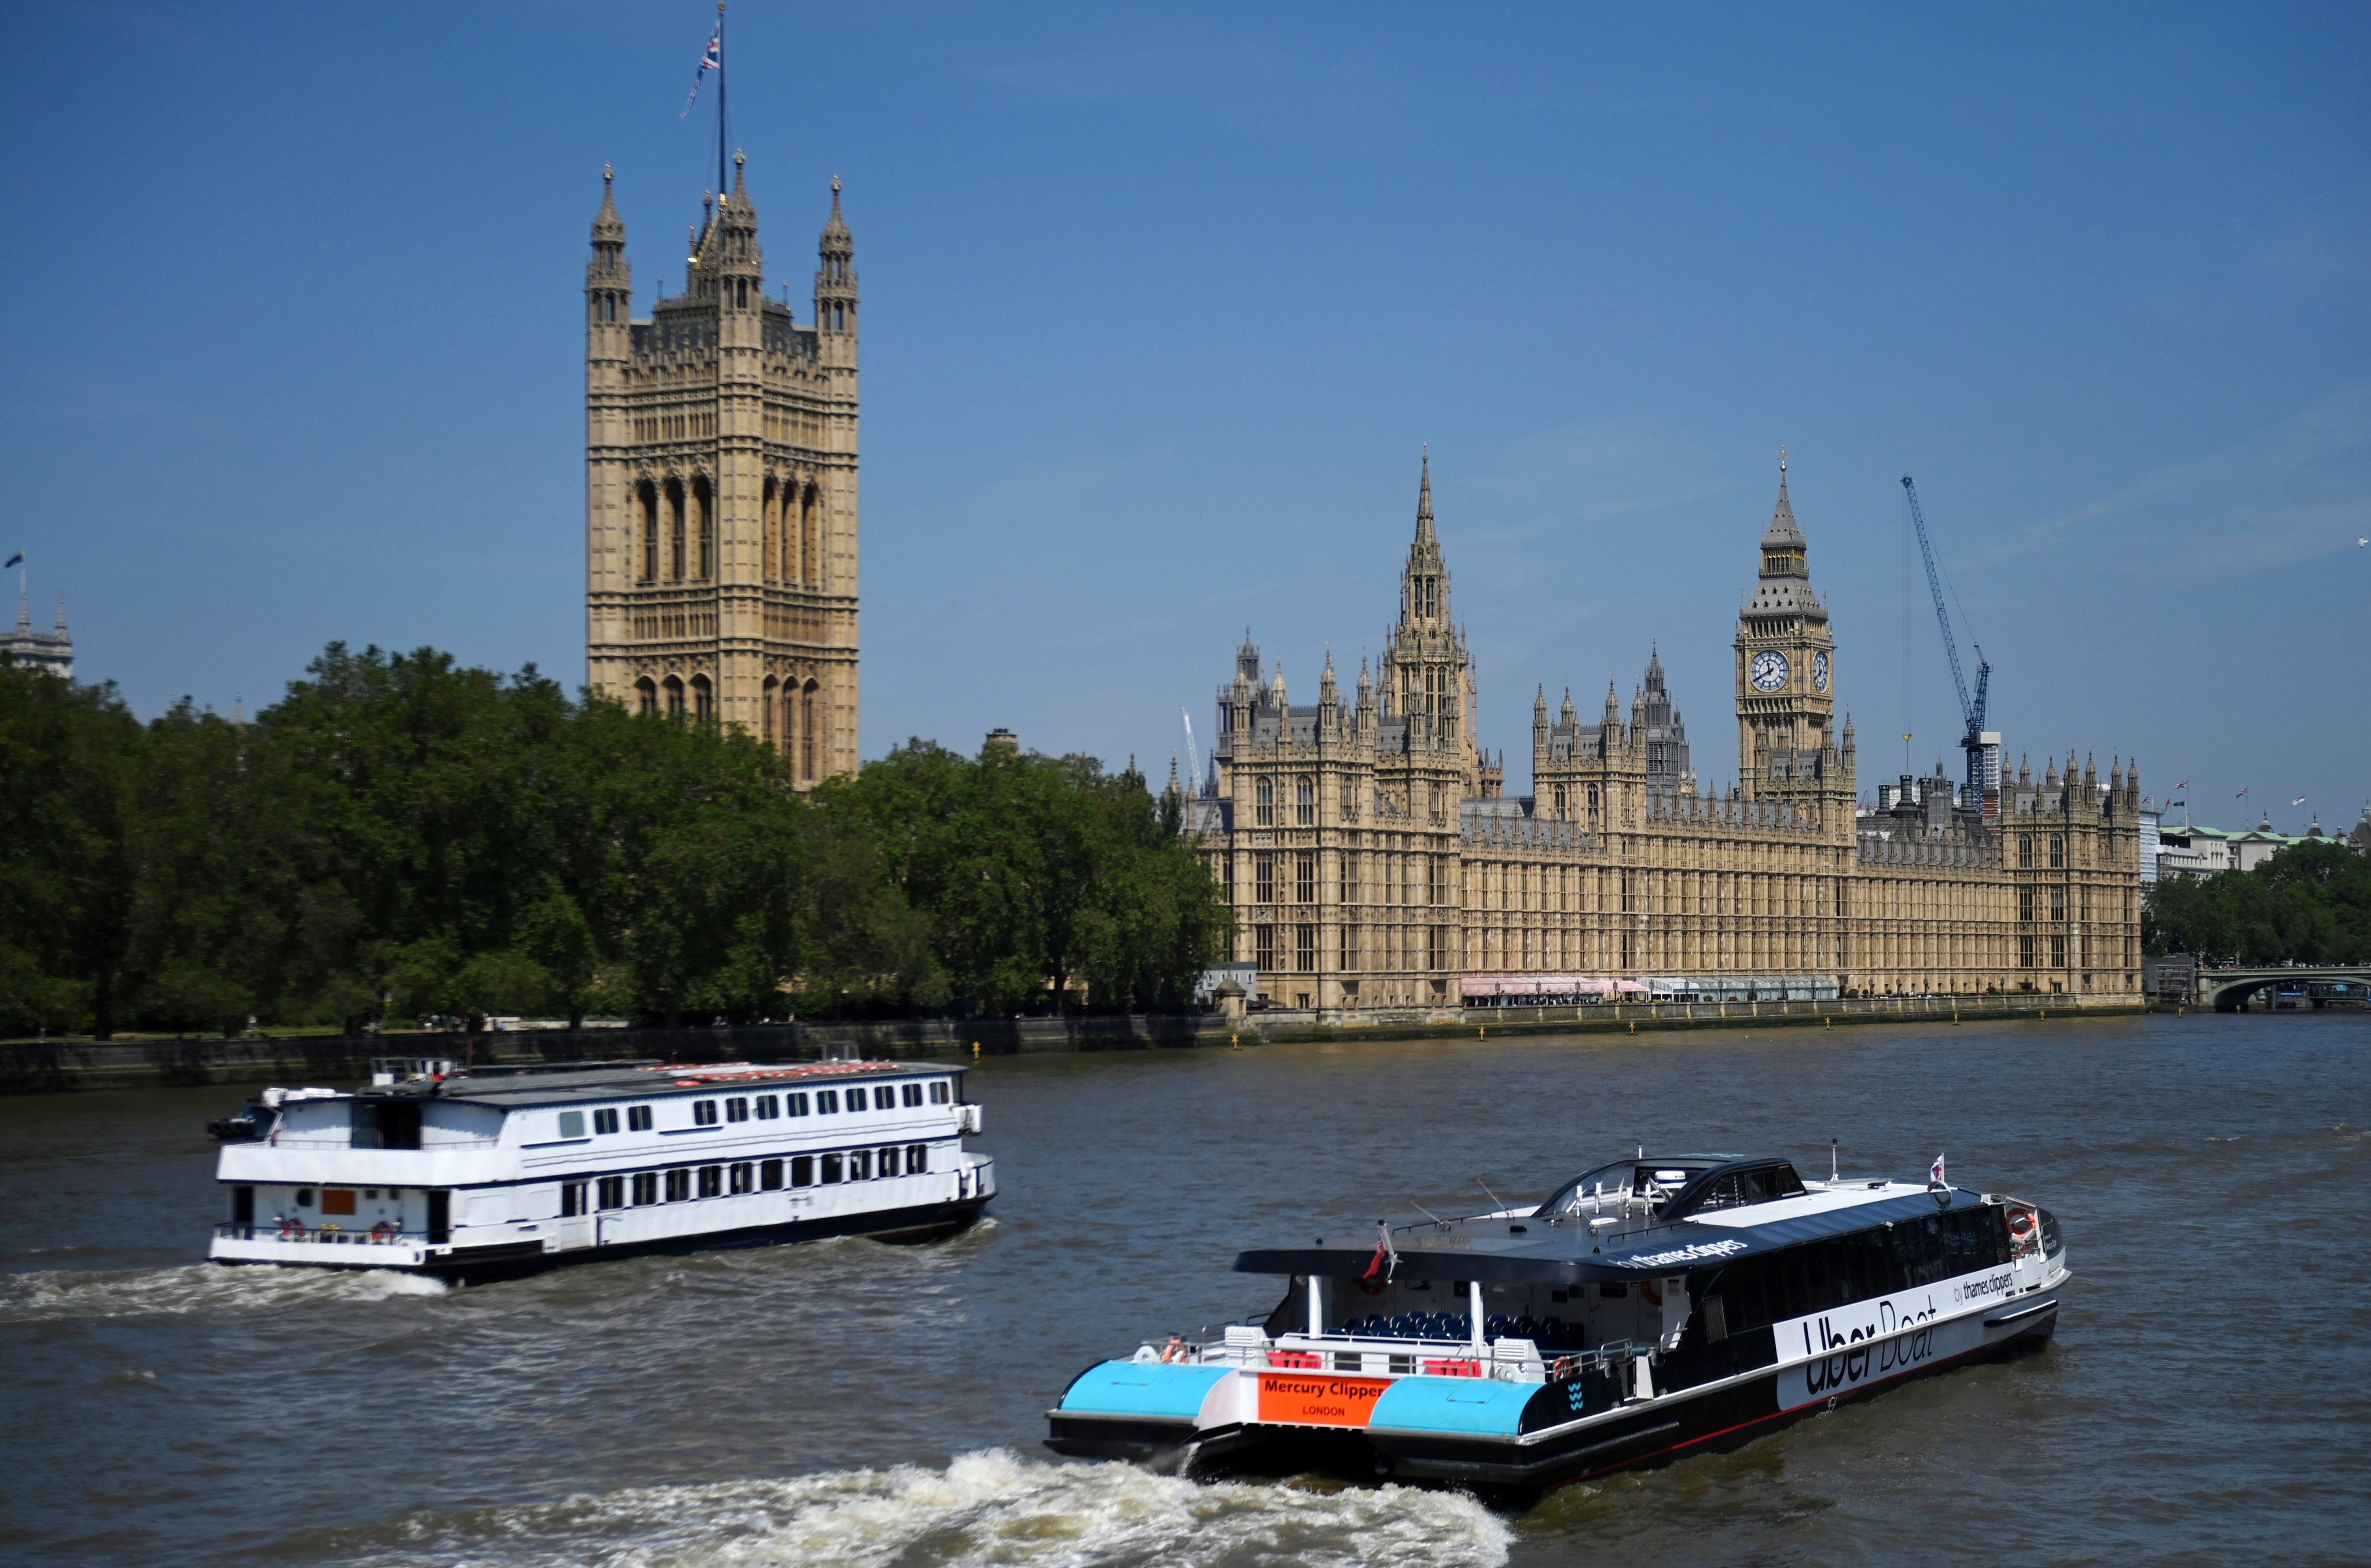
[1750,651,1790,692]
[1812,651,1830,693]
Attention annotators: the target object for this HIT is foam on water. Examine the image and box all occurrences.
[0,1261,449,1320]
[307,1449,1511,1568]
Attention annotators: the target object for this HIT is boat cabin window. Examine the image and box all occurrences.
[875,1144,898,1176]
[698,1166,723,1198]
[905,1144,927,1174]
[693,1100,720,1127]
[295,1189,315,1209]
[599,1176,625,1208]
[760,1159,783,1190]
[820,1153,843,1183]
[627,1106,653,1132]
[786,1093,810,1117]
[850,1150,873,1180]
[817,1090,839,1114]
[593,1109,620,1134]
[874,1086,897,1111]
[632,1173,658,1205]
[730,1162,753,1194]
[557,1111,586,1139]
[791,1156,814,1187]
[930,1081,951,1104]
[754,1095,779,1119]
[725,1098,750,1123]
[1679,1163,1807,1216]
[561,1183,588,1217]
[665,1170,691,1201]
[901,1083,923,1107]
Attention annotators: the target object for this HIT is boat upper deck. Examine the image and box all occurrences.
[1235,1155,2016,1286]
[375,1059,965,1111]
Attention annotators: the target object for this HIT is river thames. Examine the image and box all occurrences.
[2,1011,2363,1566]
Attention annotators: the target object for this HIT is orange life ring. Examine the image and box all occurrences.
[278,1217,307,1241]
[370,1221,399,1243]
[2008,1209,2036,1239]
[1640,1281,1662,1308]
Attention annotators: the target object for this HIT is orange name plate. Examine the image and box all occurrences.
[1257,1372,1392,1427]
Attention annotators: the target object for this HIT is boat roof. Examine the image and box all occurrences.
[1234,1154,1995,1287]
[349,1059,963,1110]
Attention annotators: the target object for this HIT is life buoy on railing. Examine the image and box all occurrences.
[370,1221,399,1243]
[278,1217,307,1241]
[1640,1281,1663,1308]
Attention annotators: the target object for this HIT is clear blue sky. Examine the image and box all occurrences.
[3,3,2365,831]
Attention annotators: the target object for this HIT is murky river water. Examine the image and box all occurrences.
[2,1012,2365,1566]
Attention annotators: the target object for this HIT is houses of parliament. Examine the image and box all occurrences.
[1187,456,2145,1012]
[582,155,860,784]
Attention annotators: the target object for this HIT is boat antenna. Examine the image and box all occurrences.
[1831,1139,1840,1183]
[1477,1176,1510,1213]
[1411,1199,1446,1225]
[1636,1141,1645,1160]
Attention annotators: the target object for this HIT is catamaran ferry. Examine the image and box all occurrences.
[1047,1150,2064,1506]
[210,1057,994,1284]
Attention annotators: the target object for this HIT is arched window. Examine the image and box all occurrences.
[782,681,799,762]
[635,677,658,717]
[1255,779,1274,827]
[761,478,778,582]
[663,675,685,717]
[665,479,687,581]
[637,482,659,582]
[801,486,820,588]
[761,676,777,745]
[691,674,714,721]
[1296,778,1315,826]
[692,476,715,581]
[832,303,845,331]
[799,680,819,782]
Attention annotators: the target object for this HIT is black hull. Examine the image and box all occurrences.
[218,1196,991,1287]
[1047,1304,2056,1508]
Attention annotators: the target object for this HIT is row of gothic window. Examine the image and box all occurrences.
[631,675,825,783]
[1254,922,1449,974]
[635,475,824,589]
[1240,851,1451,908]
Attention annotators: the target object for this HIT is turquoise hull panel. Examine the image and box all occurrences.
[1368,1375,1533,1437]
[1060,1361,1231,1420]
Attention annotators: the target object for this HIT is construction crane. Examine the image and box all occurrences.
[1899,476,1992,794]
[1180,707,1202,796]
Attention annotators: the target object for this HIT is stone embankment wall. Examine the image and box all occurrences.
[0,993,2146,1093]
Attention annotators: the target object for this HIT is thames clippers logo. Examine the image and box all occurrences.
[1614,1237,1748,1270]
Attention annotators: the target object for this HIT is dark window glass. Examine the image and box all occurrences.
[755,1095,779,1119]
[694,1100,719,1127]
[817,1090,839,1114]
[633,1172,659,1205]
[820,1152,843,1183]
[906,1144,927,1174]
[787,1092,809,1117]
[875,1086,895,1111]
[628,1106,653,1132]
[593,1108,620,1135]
[850,1149,872,1180]
[726,1098,749,1123]
[760,1159,783,1191]
[730,1162,753,1195]
[666,1169,691,1202]
[877,1144,898,1176]
[296,1189,314,1208]
[791,1155,814,1187]
[598,1176,624,1209]
[698,1166,723,1198]
[1771,1165,1806,1199]
[560,1183,583,1217]
[901,1083,922,1107]
[930,1082,950,1104]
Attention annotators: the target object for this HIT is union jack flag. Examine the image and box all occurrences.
[681,21,721,117]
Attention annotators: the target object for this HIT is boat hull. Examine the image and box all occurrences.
[1047,1295,2058,1508]
[211,1194,992,1286]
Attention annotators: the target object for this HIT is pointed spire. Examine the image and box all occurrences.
[1560,686,1577,727]
[592,164,625,242]
[732,146,747,196]
[1763,447,1804,550]
[1415,445,1435,545]
[1534,683,1548,718]
[821,174,851,247]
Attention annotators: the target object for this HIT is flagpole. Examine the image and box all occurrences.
[715,2,728,197]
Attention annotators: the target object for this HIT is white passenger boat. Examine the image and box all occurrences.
[1048,1150,2065,1507]
[210,1057,995,1284]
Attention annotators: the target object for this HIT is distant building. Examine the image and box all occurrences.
[0,596,71,680]
[2139,806,2161,885]
[2153,819,2316,879]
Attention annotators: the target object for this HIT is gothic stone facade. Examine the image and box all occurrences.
[583,156,860,784]
[1190,457,2144,1011]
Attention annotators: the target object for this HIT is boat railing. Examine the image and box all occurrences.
[214,1221,424,1247]
[1194,1326,1599,1383]
[252,1133,503,1151]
